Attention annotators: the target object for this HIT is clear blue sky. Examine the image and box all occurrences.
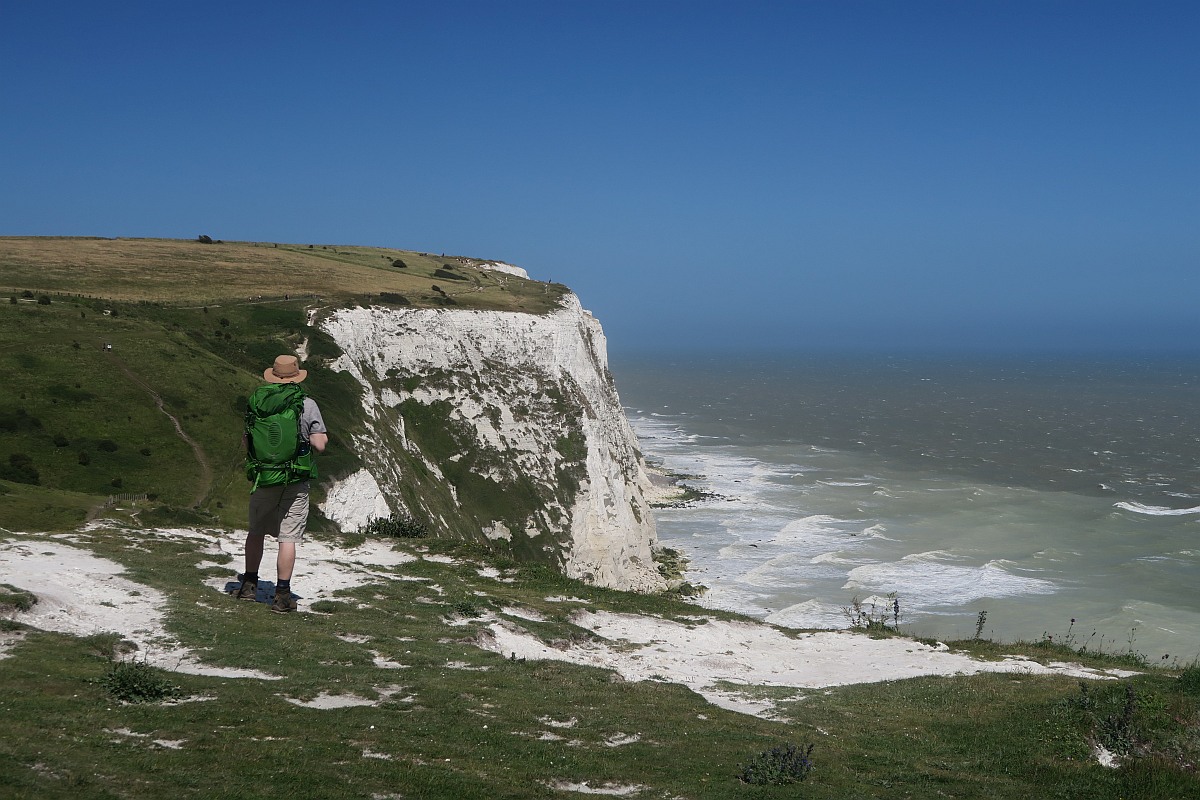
[2,1,1197,354]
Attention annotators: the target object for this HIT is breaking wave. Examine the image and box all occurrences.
[1114,502,1200,517]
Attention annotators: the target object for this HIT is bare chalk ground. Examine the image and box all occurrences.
[0,525,1136,718]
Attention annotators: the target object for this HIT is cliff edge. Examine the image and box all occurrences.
[319,291,665,593]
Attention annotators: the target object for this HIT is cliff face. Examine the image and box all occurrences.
[317,292,664,593]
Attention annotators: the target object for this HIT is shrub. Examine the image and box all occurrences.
[78,451,91,466]
[111,478,123,489]
[197,234,213,244]
[139,447,151,456]
[391,258,407,268]
[53,434,70,447]
[433,267,469,281]
[98,439,119,452]
[843,593,901,632]
[0,408,41,432]
[0,584,37,613]
[2,453,39,485]
[309,600,351,613]
[8,296,15,304]
[360,513,429,539]
[452,600,482,618]
[98,659,181,703]
[739,742,814,785]
[1179,663,1200,696]
[37,295,51,305]
[21,290,32,298]
[378,292,410,305]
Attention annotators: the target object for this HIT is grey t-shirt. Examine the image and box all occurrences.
[300,397,327,442]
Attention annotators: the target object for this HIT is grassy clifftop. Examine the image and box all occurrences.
[0,236,568,533]
[0,236,567,311]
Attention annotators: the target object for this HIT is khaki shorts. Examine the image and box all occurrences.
[248,481,309,543]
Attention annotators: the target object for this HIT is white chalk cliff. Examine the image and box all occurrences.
[318,292,664,593]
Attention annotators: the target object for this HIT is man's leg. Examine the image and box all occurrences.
[271,482,308,613]
[238,485,282,601]
[244,533,265,576]
[277,541,296,581]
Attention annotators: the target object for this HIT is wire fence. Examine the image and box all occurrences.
[104,493,149,507]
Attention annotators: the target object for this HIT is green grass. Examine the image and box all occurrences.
[0,236,571,535]
[1,526,1197,799]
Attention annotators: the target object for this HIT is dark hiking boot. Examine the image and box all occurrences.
[271,589,298,614]
[234,577,258,601]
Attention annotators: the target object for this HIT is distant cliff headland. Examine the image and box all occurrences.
[0,236,663,591]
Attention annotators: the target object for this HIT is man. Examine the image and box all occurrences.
[234,355,328,613]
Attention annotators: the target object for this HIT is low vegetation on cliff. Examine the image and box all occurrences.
[0,236,570,537]
[0,521,1197,799]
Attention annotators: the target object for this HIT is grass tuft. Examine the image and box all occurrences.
[738,742,814,785]
[97,659,181,703]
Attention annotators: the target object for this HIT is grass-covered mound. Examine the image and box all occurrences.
[0,236,569,534]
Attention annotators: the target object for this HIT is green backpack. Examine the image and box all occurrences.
[244,383,318,490]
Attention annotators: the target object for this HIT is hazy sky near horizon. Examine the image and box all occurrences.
[2,1,1197,355]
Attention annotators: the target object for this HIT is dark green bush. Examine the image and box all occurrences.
[360,513,428,538]
[2,453,39,485]
[378,292,410,305]
[37,295,51,305]
[1179,663,1200,695]
[0,408,41,432]
[391,258,407,268]
[53,434,70,447]
[98,439,119,452]
[739,743,814,785]
[452,600,482,618]
[99,660,181,703]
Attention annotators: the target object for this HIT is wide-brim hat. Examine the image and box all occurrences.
[264,355,308,383]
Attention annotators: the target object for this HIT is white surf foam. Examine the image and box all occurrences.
[1114,501,1200,516]
[845,553,1057,608]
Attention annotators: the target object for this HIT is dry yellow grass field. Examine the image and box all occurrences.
[0,236,564,312]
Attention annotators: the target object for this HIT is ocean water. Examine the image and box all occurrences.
[614,353,1200,662]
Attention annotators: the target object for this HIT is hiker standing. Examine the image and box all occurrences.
[234,355,328,613]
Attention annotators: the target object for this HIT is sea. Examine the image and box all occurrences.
[613,353,1200,663]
